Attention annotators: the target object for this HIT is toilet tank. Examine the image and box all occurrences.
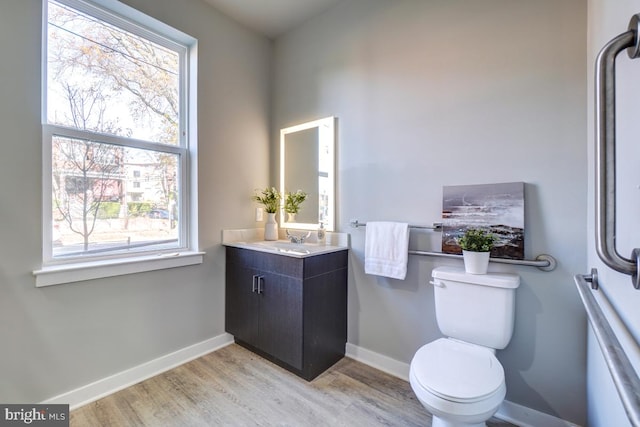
[431,266,520,349]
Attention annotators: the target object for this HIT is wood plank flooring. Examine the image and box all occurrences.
[70,344,516,426]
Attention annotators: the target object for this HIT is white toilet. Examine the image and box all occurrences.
[409,266,520,427]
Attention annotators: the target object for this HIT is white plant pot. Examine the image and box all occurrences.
[462,250,490,274]
[264,213,278,241]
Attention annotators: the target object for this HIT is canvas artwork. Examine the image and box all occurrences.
[441,182,525,259]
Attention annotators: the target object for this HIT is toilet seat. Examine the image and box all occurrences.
[411,338,504,403]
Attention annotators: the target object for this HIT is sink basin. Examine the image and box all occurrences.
[253,240,319,255]
[226,240,347,258]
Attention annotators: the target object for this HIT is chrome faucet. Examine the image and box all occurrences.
[286,230,311,244]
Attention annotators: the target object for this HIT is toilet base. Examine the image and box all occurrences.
[431,415,486,427]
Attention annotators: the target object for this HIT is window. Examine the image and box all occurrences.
[36,0,201,286]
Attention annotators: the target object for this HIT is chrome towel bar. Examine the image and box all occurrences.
[575,270,640,426]
[595,14,640,288]
[349,219,442,230]
[350,219,556,271]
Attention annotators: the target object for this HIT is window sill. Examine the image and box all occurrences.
[33,251,205,287]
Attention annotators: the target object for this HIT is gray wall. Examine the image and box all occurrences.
[0,0,593,424]
[273,0,588,424]
[586,0,640,425]
[0,0,271,402]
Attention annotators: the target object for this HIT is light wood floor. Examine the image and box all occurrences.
[71,344,516,426]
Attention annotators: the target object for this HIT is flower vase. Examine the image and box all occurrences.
[264,213,278,241]
[286,212,297,222]
[462,250,490,274]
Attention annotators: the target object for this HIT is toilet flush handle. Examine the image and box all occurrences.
[429,280,444,287]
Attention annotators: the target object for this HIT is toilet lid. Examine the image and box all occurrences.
[411,338,504,402]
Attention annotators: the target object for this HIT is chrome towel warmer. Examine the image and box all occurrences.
[595,14,640,289]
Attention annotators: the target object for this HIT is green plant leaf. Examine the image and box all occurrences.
[457,228,496,252]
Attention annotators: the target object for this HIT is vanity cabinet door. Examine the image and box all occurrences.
[225,262,260,346]
[256,272,303,369]
[225,250,303,370]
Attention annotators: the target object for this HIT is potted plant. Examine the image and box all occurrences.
[457,228,496,274]
[284,190,308,222]
[252,187,281,240]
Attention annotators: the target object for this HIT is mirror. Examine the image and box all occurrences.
[280,116,335,231]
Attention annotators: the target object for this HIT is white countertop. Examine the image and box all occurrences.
[222,228,349,258]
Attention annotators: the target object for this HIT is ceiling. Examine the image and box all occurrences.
[203,0,342,39]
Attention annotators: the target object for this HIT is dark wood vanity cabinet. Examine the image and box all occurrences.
[225,246,348,381]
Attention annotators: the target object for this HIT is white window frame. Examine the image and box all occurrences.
[34,0,202,287]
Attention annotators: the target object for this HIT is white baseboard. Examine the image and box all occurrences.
[345,342,581,427]
[495,400,582,427]
[42,333,234,410]
[345,342,410,380]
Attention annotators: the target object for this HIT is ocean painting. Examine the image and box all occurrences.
[442,182,525,259]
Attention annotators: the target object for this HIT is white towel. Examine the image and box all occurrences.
[365,221,410,280]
